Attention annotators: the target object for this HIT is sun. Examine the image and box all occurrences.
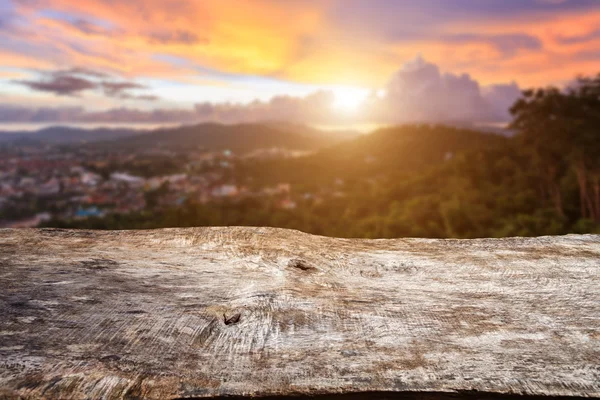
[332,86,369,113]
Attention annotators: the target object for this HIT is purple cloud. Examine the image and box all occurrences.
[147,30,206,45]
[12,68,159,101]
[446,34,542,56]
[556,29,600,45]
[67,18,116,36]
[15,74,96,96]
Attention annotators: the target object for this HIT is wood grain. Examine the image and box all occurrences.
[0,228,599,399]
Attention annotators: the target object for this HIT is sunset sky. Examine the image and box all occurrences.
[1,0,599,126]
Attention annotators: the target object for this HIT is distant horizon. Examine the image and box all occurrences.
[0,120,510,135]
[0,122,187,133]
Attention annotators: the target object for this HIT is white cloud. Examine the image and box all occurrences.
[0,56,522,125]
[367,55,521,123]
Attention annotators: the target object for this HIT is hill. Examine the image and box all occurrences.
[0,123,349,153]
[90,122,347,153]
[318,123,506,169]
[0,126,146,145]
[237,124,508,187]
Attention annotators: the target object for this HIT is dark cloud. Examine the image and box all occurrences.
[58,18,205,49]
[100,82,159,101]
[147,30,205,45]
[101,81,143,97]
[326,0,598,50]
[15,74,96,96]
[332,0,600,28]
[68,18,114,36]
[131,94,160,101]
[60,67,110,78]
[44,13,120,38]
[13,68,158,101]
[327,2,544,58]
[572,49,600,62]
[446,33,542,56]
[376,31,543,56]
[556,29,600,45]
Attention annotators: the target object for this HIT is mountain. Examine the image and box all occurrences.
[90,122,346,153]
[0,123,504,161]
[0,123,348,153]
[0,126,147,145]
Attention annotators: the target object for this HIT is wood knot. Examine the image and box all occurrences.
[223,312,241,325]
[288,259,317,272]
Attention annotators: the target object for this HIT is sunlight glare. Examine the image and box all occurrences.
[332,86,369,113]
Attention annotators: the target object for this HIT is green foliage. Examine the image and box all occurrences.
[510,74,600,222]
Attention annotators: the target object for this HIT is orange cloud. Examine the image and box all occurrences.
[440,8,600,86]
[12,0,330,80]
[3,0,600,91]
[0,49,53,70]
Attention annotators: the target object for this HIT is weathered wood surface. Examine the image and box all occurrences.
[0,228,599,399]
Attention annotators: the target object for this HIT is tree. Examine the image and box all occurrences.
[510,74,600,222]
[570,74,600,222]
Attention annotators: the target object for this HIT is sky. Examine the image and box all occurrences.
[0,0,599,127]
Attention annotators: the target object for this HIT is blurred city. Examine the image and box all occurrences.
[0,127,314,228]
